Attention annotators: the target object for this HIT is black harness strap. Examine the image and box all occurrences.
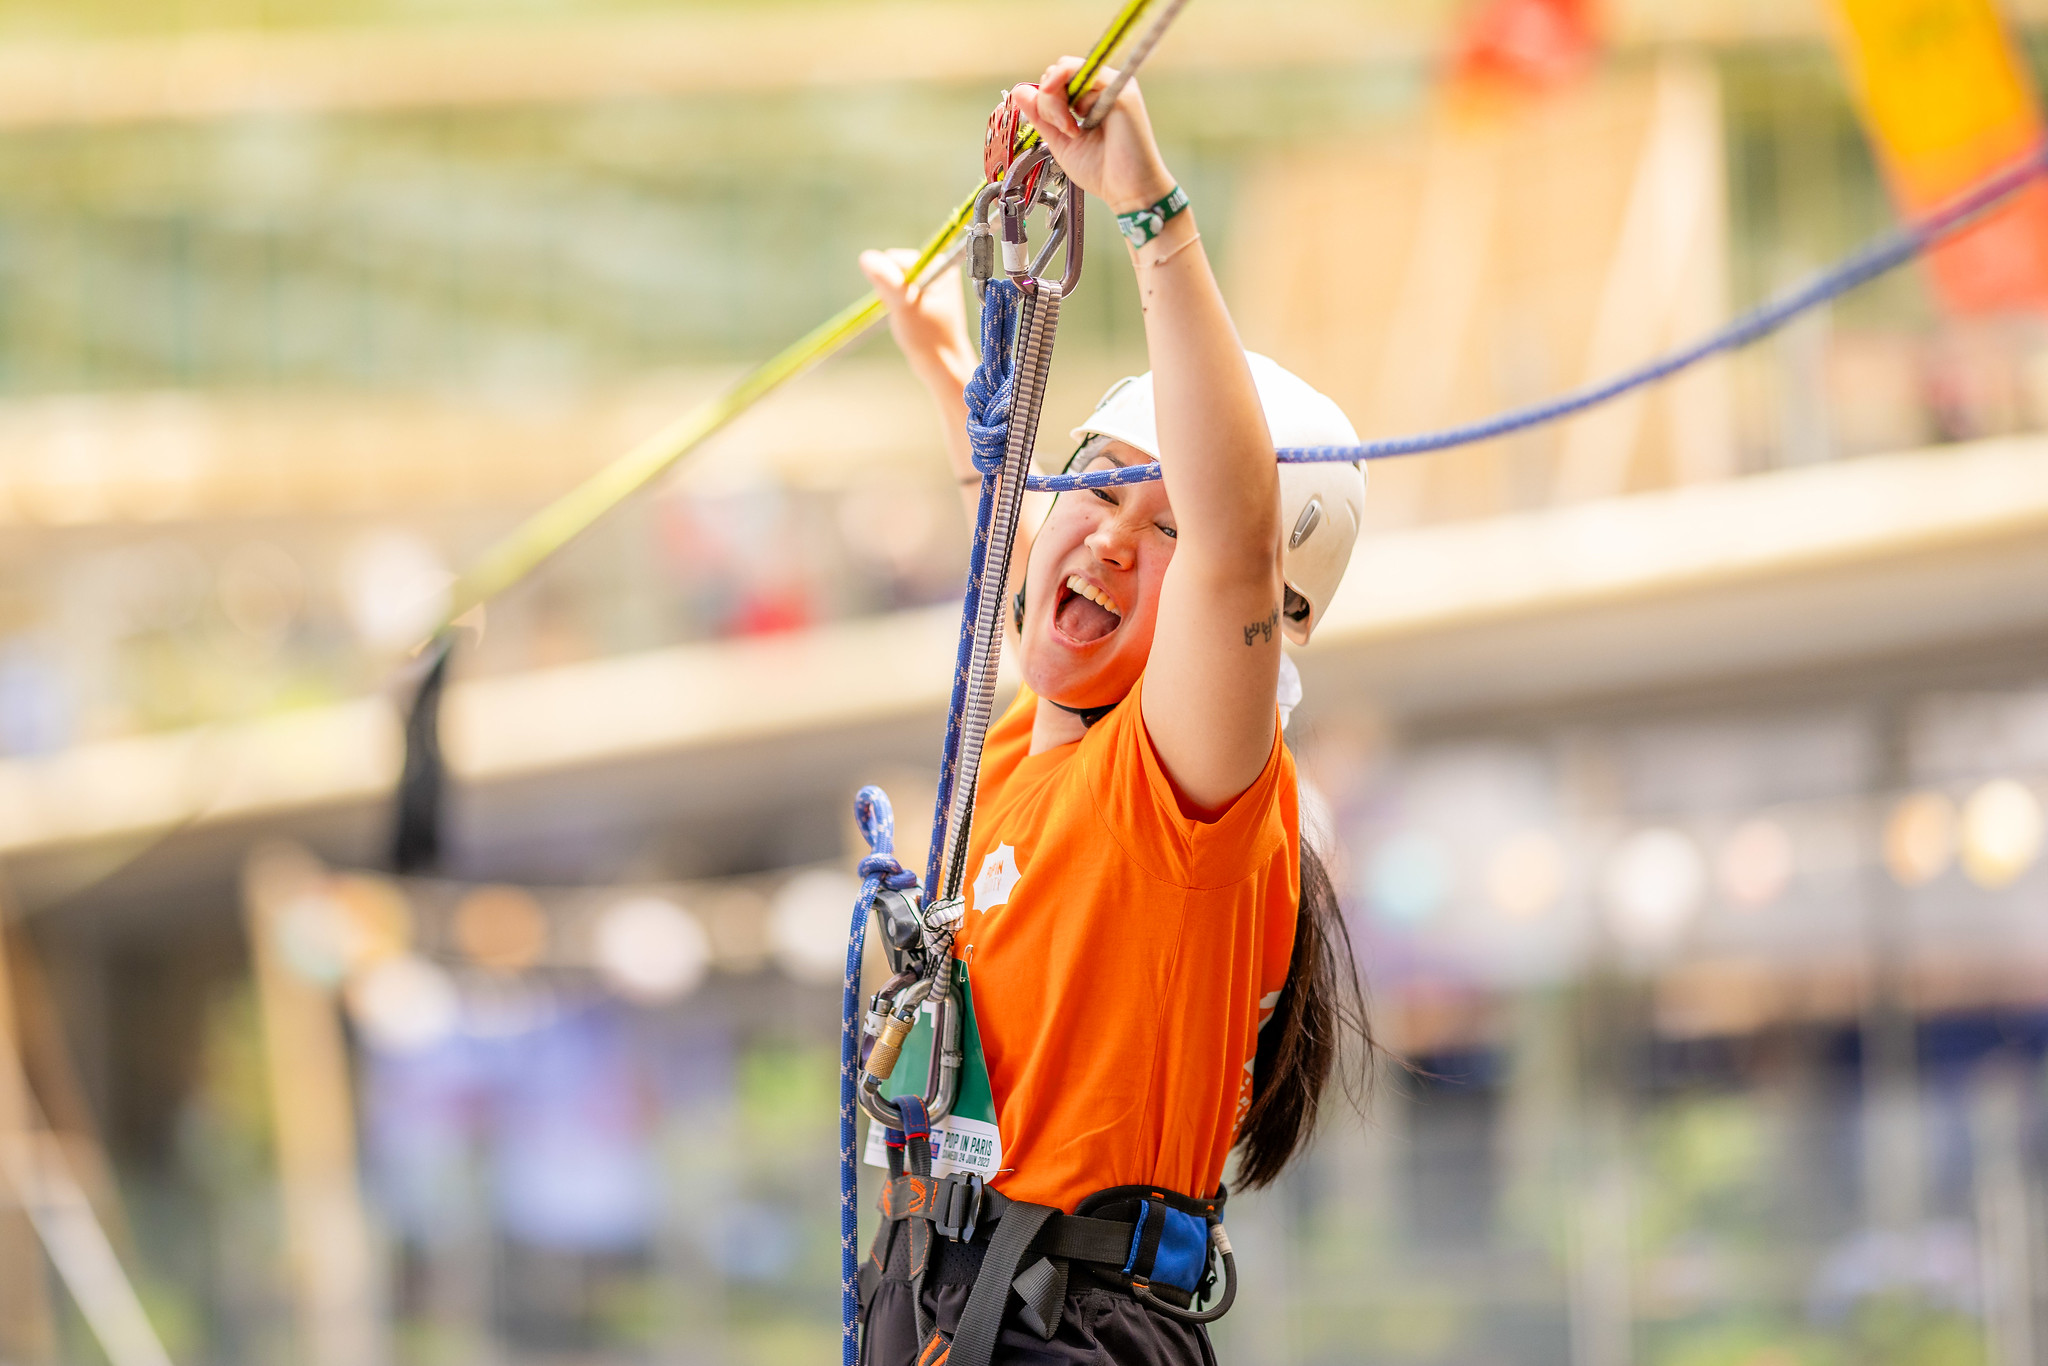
[1010,1253,1068,1338]
[944,1200,1059,1366]
[1040,1215,1140,1265]
[859,1255,881,1316]
[892,1096,939,1348]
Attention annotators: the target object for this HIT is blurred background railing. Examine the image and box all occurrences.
[9,2,2048,1365]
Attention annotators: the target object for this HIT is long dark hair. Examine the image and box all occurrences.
[1234,839,1377,1188]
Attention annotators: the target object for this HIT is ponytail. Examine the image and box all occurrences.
[1233,839,1377,1188]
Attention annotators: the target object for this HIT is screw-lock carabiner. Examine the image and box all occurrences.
[972,107,1085,302]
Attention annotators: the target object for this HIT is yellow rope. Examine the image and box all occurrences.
[440,0,1161,628]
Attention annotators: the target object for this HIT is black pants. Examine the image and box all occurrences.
[859,1218,1217,1366]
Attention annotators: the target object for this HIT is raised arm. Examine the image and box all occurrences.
[858,251,982,524]
[1024,65,1283,814]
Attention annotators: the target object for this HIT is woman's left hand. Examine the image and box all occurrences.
[1012,59,1175,216]
[858,248,973,395]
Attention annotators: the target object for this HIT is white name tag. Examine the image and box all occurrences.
[862,1111,1002,1178]
[860,962,1003,1179]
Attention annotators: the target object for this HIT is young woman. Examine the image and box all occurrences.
[855,61,1374,1366]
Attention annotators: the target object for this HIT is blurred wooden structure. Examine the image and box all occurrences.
[0,361,948,527]
[242,842,390,1366]
[12,0,2048,131]
[6,433,2048,883]
[1232,57,1733,525]
[0,911,172,1366]
[0,917,57,1363]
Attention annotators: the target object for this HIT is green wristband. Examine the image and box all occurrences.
[1116,185,1190,248]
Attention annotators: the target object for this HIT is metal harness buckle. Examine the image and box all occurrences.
[934,1171,985,1243]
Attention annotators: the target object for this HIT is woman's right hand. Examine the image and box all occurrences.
[859,248,975,397]
[1015,61,1175,216]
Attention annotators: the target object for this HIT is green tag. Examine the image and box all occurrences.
[862,960,1001,1177]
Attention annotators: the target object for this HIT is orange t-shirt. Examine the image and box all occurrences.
[953,676,1299,1211]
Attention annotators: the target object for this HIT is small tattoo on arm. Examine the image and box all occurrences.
[1242,608,1278,646]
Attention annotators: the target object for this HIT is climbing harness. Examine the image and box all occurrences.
[863,1119,1237,1360]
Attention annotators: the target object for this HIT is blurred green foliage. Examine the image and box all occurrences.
[1638,1094,1773,1251]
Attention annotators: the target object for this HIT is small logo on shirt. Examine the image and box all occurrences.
[973,844,1022,914]
[1256,989,1284,1029]
[1238,991,1288,1126]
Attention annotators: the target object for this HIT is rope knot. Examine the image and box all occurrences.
[857,852,918,891]
[853,785,920,892]
[962,280,1022,476]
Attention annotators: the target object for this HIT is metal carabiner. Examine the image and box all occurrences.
[1029,172,1084,296]
[856,971,962,1129]
[996,145,1050,283]
[970,144,1084,302]
[968,181,1003,303]
[998,145,1084,299]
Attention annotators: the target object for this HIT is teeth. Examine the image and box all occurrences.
[1066,574,1122,616]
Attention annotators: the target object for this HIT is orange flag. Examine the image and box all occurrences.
[1832,0,2048,313]
[1450,0,1598,92]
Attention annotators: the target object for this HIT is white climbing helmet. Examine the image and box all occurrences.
[1067,354,1366,645]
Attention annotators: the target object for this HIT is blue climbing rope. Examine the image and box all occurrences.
[841,280,1024,1366]
[844,786,919,1366]
[927,279,1026,898]
[1028,143,2048,493]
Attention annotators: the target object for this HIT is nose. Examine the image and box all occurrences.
[1084,509,1140,570]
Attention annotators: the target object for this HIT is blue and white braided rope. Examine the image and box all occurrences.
[1027,144,2048,493]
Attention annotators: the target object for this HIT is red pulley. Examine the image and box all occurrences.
[983,87,1045,201]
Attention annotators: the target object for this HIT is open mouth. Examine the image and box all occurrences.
[1053,573,1123,645]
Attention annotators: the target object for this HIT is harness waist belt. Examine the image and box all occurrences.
[868,1172,1235,1366]
[878,1173,1142,1268]
[867,1105,1233,1366]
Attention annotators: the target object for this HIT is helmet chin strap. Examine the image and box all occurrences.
[1046,697,1119,728]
